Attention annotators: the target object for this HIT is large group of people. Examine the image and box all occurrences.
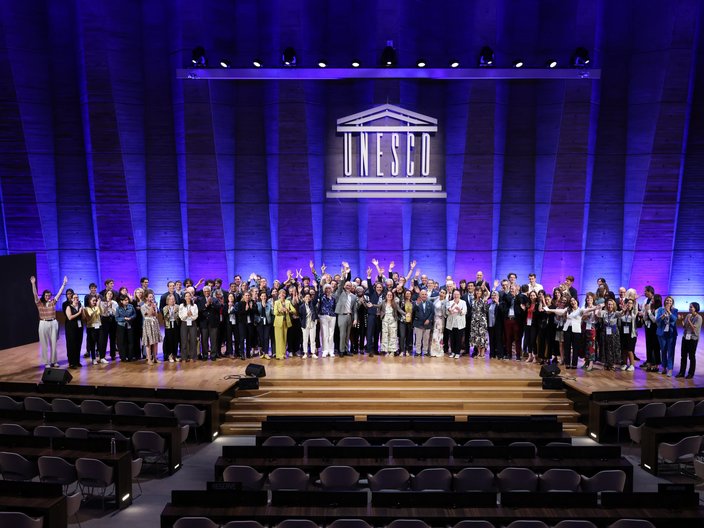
[30,260,701,378]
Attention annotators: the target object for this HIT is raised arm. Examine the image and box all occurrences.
[54,276,68,302]
[30,276,39,302]
[404,260,417,283]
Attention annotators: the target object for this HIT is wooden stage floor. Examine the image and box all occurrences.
[0,333,701,396]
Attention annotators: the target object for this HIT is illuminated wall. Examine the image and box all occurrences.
[1,0,703,308]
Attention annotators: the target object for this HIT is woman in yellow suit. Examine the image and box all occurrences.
[273,289,296,360]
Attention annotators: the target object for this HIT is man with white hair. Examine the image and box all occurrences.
[334,262,358,357]
[196,285,221,361]
[412,289,434,356]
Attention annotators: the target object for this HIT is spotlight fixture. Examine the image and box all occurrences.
[416,59,426,68]
[317,60,327,68]
[252,59,262,68]
[351,59,361,68]
[478,46,494,67]
[449,60,460,68]
[571,47,590,67]
[547,59,558,68]
[513,60,524,68]
[191,46,206,67]
[282,47,297,66]
[219,59,231,68]
[380,40,397,67]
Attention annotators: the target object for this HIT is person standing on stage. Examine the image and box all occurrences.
[30,275,67,368]
[469,285,490,359]
[598,298,622,371]
[83,294,103,364]
[64,293,84,369]
[640,286,661,371]
[99,289,118,361]
[141,292,162,365]
[178,290,199,362]
[196,286,220,361]
[379,290,404,356]
[446,289,468,359]
[412,289,434,357]
[677,303,701,378]
[430,289,447,358]
[299,290,319,359]
[116,294,136,362]
[318,283,337,358]
[162,294,181,362]
[656,296,678,377]
[272,289,296,360]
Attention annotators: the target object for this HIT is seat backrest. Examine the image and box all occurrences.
[115,401,145,416]
[368,467,411,491]
[302,438,334,448]
[387,520,431,528]
[319,465,360,490]
[75,458,114,486]
[262,435,296,447]
[276,520,318,528]
[539,468,581,492]
[554,520,598,528]
[606,404,638,425]
[463,439,493,447]
[38,456,77,485]
[497,467,538,492]
[508,442,537,457]
[144,402,174,418]
[34,425,65,438]
[411,467,452,491]
[268,467,309,490]
[24,396,52,412]
[52,398,81,414]
[452,522,495,528]
[693,400,704,417]
[667,400,695,417]
[81,399,113,415]
[66,492,82,518]
[336,436,371,447]
[65,427,89,439]
[422,436,457,447]
[0,423,30,436]
[505,521,549,528]
[327,520,373,528]
[607,520,656,528]
[0,451,37,481]
[0,511,43,528]
[0,395,22,411]
[173,517,220,528]
[454,467,495,492]
[132,430,166,452]
[579,470,626,493]
[636,402,666,424]
[174,404,206,424]
[384,438,416,447]
[223,521,266,528]
[222,465,266,490]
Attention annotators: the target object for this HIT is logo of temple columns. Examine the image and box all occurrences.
[327,104,447,199]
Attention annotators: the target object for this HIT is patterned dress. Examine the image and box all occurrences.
[141,303,162,346]
[469,298,488,348]
[430,298,446,357]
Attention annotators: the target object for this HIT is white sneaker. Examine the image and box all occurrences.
[627,365,635,372]
[92,359,98,365]
[302,355,308,359]
[99,358,108,364]
[169,357,175,363]
[44,364,51,368]
[620,364,628,371]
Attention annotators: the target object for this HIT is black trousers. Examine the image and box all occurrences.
[99,316,117,358]
[450,328,463,355]
[488,323,504,358]
[645,324,661,366]
[563,329,584,367]
[117,325,136,361]
[679,338,698,376]
[163,325,179,359]
[238,323,256,357]
[366,316,379,353]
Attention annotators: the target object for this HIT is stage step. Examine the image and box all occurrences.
[222,377,585,437]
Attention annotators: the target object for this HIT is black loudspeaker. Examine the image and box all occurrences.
[41,367,73,385]
[245,363,266,378]
[542,377,564,390]
[539,364,561,378]
[237,377,260,390]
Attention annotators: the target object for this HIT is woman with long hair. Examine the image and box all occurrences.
[178,290,199,362]
[582,293,598,371]
[677,302,701,378]
[162,294,180,362]
[656,296,678,377]
[618,296,638,371]
[599,298,622,371]
[30,275,67,368]
[469,286,489,359]
[523,291,539,363]
[64,293,84,368]
[644,294,663,371]
[430,289,447,358]
[141,292,162,365]
[380,290,404,356]
[543,297,598,369]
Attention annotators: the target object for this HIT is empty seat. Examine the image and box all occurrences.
[24,396,52,412]
[174,404,207,443]
[51,398,81,414]
[222,465,266,490]
[693,400,704,417]
[98,429,128,441]
[607,521,655,528]
[666,400,695,417]
[505,522,549,528]
[554,521,598,528]
[132,431,168,469]
[0,512,43,528]
[423,436,457,447]
[115,401,145,416]
[173,518,220,528]
[367,467,411,491]
[496,467,538,492]
[384,438,417,447]
[509,441,537,457]
[463,439,494,447]
[276,521,318,528]
[144,402,174,418]
[38,456,77,492]
[336,436,371,447]
[411,467,452,491]
[634,402,666,425]
[223,522,266,528]
[33,425,65,438]
[0,395,22,411]
[452,522,495,528]
[262,435,296,447]
[319,465,360,490]
[302,438,334,448]
[65,427,89,439]
[81,399,113,415]
[132,457,144,497]
[539,468,581,492]
[327,520,373,528]
[0,423,30,436]
[387,520,431,528]
[658,435,702,471]
[606,404,638,442]
[75,457,114,509]
[454,467,495,492]
[579,470,626,493]
[268,467,309,491]
[0,451,37,481]
[66,491,82,526]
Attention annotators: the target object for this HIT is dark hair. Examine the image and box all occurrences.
[65,288,74,296]
[302,276,310,282]
[528,273,536,279]
[140,277,149,283]
[566,275,575,282]
[507,272,517,279]
[118,294,129,302]
[652,294,662,310]
[104,278,114,285]
[520,284,529,293]
[89,283,97,289]
[690,302,700,313]
[645,285,655,295]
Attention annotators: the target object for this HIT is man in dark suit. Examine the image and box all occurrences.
[196,286,221,361]
[235,291,256,359]
[364,281,384,356]
[159,281,181,311]
[501,283,527,360]
[412,289,434,356]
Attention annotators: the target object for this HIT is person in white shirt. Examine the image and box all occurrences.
[178,290,199,362]
[527,273,543,294]
[543,297,598,369]
[446,290,468,359]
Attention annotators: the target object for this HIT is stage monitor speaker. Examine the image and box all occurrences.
[245,364,266,378]
[237,377,260,390]
[41,368,73,385]
[539,364,561,378]
[542,377,563,390]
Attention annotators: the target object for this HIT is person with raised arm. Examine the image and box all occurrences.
[543,296,599,370]
[30,275,67,368]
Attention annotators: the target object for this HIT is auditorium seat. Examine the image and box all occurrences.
[115,401,145,416]
[98,429,129,441]
[223,522,266,528]
[0,423,30,436]
[496,467,538,492]
[144,402,174,418]
[65,427,89,439]
[607,520,655,528]
[38,456,78,492]
[538,468,581,492]
[76,457,115,509]
[276,520,319,528]
[693,400,704,416]
[174,404,207,443]
[173,518,219,528]
[579,470,626,493]
[605,404,638,443]
[634,402,666,425]
[263,435,296,447]
[454,467,495,492]
[222,465,266,490]
[132,430,168,470]
[505,522,549,528]
[0,512,43,528]
[411,467,452,491]
[368,467,411,491]
[423,436,457,447]
[0,451,37,481]
[81,399,113,415]
[327,520,373,528]
[509,441,537,457]
[384,439,417,447]
[23,396,51,412]
[553,521,597,528]
[666,400,695,417]
[132,457,144,498]
[463,439,494,447]
[386,519,431,528]
[268,467,309,491]
[337,436,371,447]
[33,425,65,438]
[657,435,702,472]
[66,491,82,526]
[452,521,495,528]
[319,465,360,490]
[302,437,334,447]
[0,395,22,411]
[51,398,82,414]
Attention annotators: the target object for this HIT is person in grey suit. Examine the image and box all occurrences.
[334,262,358,357]
[412,289,435,356]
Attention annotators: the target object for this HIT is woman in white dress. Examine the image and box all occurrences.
[379,290,404,355]
[430,289,447,357]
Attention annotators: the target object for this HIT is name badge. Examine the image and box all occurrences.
[170,318,175,323]
[606,327,612,335]
[526,317,532,326]
[586,322,592,330]
[685,333,692,340]
[187,320,192,326]
[509,308,515,317]
[77,320,82,328]
[230,316,236,325]
[623,325,630,333]
[665,323,670,332]
[93,323,100,329]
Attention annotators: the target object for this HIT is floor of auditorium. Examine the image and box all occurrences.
[0,335,701,395]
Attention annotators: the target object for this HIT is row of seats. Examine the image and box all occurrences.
[606,401,703,442]
[170,517,656,528]
[222,465,627,493]
[0,421,188,445]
